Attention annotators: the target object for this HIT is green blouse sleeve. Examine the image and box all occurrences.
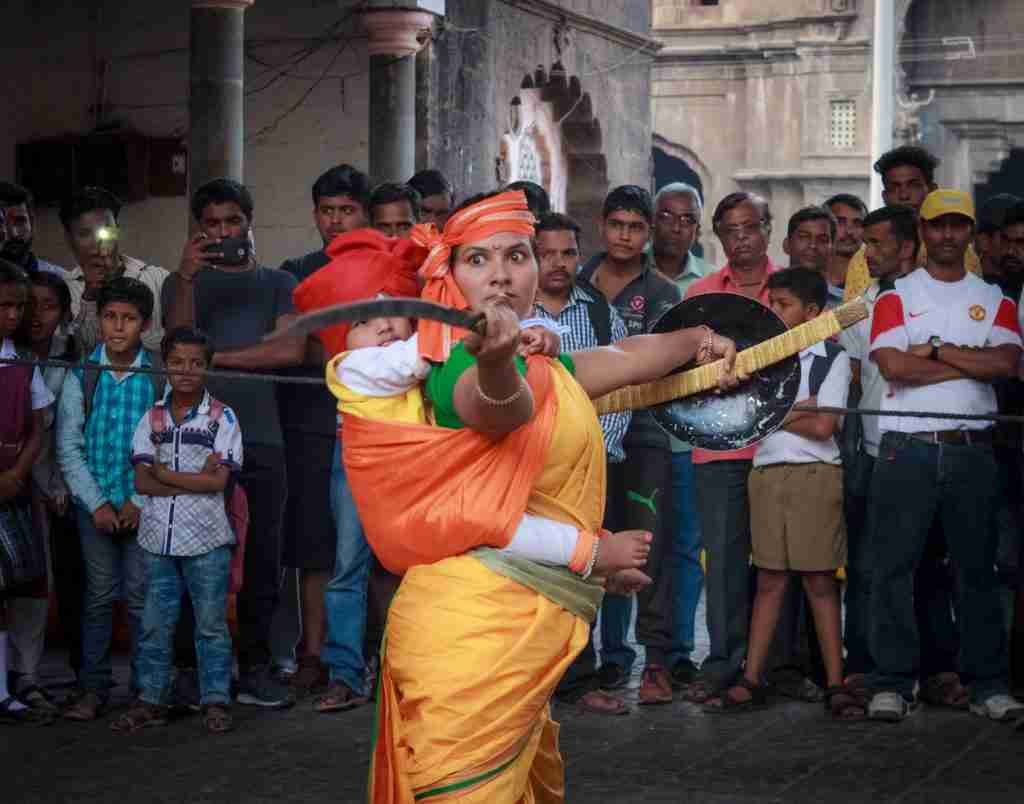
[425,345,575,429]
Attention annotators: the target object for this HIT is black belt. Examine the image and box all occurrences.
[909,430,993,445]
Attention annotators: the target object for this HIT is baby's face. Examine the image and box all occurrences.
[346,316,414,350]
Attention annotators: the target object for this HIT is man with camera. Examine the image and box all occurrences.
[60,187,168,353]
[164,178,306,710]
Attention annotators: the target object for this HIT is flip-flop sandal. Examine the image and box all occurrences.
[920,673,969,710]
[0,696,55,726]
[824,685,868,721]
[577,689,629,716]
[110,702,169,734]
[703,678,769,715]
[314,682,368,714]
[201,704,234,735]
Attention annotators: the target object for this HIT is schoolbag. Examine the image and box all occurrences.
[149,399,249,595]
[807,341,843,397]
[81,352,166,420]
[575,278,613,346]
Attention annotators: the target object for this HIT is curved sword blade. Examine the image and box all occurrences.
[263,298,485,342]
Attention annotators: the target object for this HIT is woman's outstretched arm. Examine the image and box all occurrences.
[571,328,740,400]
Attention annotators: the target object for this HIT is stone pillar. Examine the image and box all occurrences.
[362,10,435,183]
[189,0,253,190]
[869,0,896,209]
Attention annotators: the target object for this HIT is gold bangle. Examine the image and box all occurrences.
[476,379,526,407]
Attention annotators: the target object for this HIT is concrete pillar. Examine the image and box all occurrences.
[362,10,435,183]
[189,0,253,190]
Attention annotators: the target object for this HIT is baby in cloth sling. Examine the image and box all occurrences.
[294,228,651,580]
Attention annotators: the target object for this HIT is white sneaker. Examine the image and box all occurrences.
[969,694,1024,722]
[868,691,916,722]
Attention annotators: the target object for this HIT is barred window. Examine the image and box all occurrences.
[830,100,857,149]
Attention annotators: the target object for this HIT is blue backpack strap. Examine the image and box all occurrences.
[808,341,843,397]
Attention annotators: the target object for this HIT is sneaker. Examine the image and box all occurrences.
[670,659,699,690]
[638,665,673,705]
[969,694,1024,723]
[597,662,629,691]
[236,665,296,709]
[868,691,916,723]
[172,668,202,713]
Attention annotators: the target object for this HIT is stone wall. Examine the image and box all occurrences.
[652,0,873,267]
[422,0,655,254]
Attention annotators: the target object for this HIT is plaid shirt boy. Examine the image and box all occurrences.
[57,345,157,512]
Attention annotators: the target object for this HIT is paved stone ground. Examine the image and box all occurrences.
[5,659,1024,804]
[7,594,1024,802]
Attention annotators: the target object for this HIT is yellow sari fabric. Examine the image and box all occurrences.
[369,362,606,803]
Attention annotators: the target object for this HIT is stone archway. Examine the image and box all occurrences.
[498,62,609,255]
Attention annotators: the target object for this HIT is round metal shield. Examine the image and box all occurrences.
[649,293,801,451]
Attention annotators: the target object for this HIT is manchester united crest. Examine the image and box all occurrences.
[968,304,986,322]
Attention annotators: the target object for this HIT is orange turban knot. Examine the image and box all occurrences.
[410,190,535,362]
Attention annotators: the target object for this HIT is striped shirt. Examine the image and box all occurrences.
[532,285,631,462]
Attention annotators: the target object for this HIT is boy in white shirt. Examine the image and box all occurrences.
[704,268,861,719]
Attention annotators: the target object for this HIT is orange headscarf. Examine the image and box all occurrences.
[410,190,535,362]
[291,229,423,357]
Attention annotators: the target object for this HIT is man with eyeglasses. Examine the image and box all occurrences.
[681,192,781,705]
[647,183,712,691]
[578,185,682,705]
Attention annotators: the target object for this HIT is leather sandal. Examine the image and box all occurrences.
[577,689,629,716]
[202,704,234,734]
[702,677,769,715]
[110,701,169,734]
[920,673,969,710]
[824,684,868,721]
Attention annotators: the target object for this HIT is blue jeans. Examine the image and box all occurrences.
[137,547,233,706]
[867,432,1009,704]
[322,441,372,692]
[599,594,636,671]
[77,505,147,697]
[668,452,703,666]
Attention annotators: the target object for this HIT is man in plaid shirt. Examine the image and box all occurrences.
[56,277,160,722]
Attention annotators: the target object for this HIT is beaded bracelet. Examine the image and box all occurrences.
[696,325,715,365]
[476,380,526,407]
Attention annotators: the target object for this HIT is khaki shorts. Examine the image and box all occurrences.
[748,462,847,572]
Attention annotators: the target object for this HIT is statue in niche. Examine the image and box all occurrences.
[894,89,935,145]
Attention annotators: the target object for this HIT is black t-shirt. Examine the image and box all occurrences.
[277,250,339,438]
[162,265,296,449]
[578,253,681,450]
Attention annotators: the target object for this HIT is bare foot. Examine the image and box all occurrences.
[594,530,651,576]
[604,568,652,596]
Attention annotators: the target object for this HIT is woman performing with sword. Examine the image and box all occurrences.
[274,189,866,802]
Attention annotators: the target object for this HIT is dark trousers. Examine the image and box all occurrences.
[177,444,288,671]
[626,445,675,667]
[234,444,288,670]
[694,459,754,686]
[845,451,959,678]
[867,432,1008,704]
[49,506,83,676]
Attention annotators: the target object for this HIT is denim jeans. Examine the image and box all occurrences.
[137,547,233,706]
[868,432,1009,704]
[322,441,372,692]
[77,505,146,697]
[668,452,703,666]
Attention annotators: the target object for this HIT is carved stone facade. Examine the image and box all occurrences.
[652,0,1024,265]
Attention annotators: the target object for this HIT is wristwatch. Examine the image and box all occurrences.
[928,335,943,360]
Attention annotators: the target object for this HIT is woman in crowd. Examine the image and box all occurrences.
[338,190,741,802]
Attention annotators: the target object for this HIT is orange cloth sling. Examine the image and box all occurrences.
[340,356,557,575]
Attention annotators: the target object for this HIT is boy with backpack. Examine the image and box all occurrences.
[57,277,162,721]
[703,268,864,720]
[110,326,242,734]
